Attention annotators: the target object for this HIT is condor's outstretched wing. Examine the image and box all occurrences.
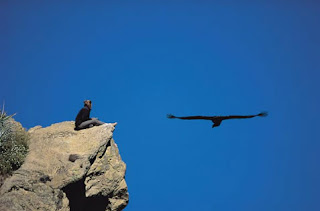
[167,114,215,120]
[220,112,268,120]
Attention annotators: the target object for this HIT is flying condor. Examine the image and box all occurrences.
[167,112,268,128]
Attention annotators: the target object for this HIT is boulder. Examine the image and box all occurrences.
[0,121,128,211]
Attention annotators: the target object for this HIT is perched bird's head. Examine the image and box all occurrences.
[84,100,92,109]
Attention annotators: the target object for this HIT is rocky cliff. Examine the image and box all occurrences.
[0,121,128,211]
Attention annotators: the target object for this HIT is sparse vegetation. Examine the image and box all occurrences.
[0,107,29,176]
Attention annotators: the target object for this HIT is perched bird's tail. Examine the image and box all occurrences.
[167,114,176,119]
[257,111,268,117]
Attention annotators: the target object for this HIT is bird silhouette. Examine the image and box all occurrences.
[167,112,268,128]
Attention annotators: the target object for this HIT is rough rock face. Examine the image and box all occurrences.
[0,121,128,211]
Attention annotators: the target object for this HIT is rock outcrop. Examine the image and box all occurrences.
[0,121,128,211]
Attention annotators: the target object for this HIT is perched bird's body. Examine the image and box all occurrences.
[167,112,268,128]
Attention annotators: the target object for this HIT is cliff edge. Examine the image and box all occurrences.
[0,121,128,211]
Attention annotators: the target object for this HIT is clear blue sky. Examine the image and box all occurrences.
[1,1,320,211]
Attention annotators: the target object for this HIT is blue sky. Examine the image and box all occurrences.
[1,1,320,210]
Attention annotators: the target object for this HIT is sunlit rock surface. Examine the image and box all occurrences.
[0,121,128,211]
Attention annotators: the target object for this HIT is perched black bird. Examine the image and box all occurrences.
[167,112,268,128]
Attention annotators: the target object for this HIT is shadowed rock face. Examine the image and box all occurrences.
[0,121,128,211]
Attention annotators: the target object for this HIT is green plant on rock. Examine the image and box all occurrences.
[0,106,29,175]
[0,109,14,143]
